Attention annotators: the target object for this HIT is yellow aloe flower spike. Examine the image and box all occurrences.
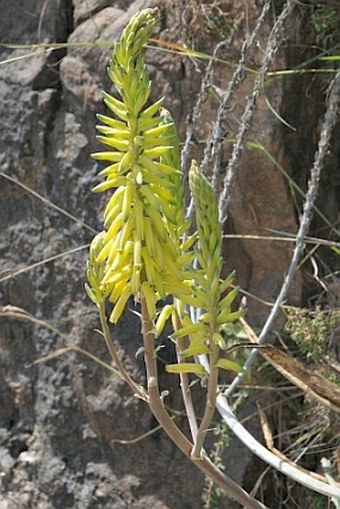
[87,8,187,323]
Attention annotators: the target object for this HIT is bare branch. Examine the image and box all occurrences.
[225,71,340,396]
[202,1,271,190]
[218,0,294,222]
[181,39,229,173]
[98,301,147,401]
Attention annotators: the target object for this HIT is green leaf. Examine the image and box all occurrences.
[180,344,211,358]
[221,322,248,339]
[165,363,207,375]
[217,309,245,325]
[172,322,206,339]
[319,55,340,61]
[218,286,239,311]
[84,283,101,304]
[212,332,227,349]
[216,358,242,373]
[218,270,236,293]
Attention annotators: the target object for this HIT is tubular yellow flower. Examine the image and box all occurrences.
[85,232,113,304]
[88,8,187,324]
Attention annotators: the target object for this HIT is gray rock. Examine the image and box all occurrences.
[0,1,338,508]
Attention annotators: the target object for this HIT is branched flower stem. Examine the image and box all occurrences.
[87,9,280,508]
[141,296,268,509]
[191,341,220,459]
[173,309,199,440]
[98,300,147,400]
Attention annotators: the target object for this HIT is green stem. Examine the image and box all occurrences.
[173,308,199,441]
[141,296,268,509]
[191,341,219,459]
[98,300,147,401]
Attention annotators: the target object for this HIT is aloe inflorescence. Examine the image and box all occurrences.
[86,8,191,322]
[86,7,241,372]
[84,10,249,493]
[166,162,243,375]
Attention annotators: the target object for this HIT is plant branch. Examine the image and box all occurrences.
[191,343,220,459]
[141,296,268,509]
[181,39,228,174]
[206,1,271,190]
[173,309,199,441]
[98,301,147,401]
[216,395,340,499]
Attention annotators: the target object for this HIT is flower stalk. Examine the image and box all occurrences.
[86,8,264,509]
[141,295,267,509]
[173,308,199,440]
[90,8,189,324]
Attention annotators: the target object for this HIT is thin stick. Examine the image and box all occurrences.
[218,0,294,222]
[225,71,340,397]
[0,244,90,283]
[98,301,147,401]
[173,309,199,440]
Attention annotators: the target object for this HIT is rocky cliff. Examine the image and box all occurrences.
[0,1,338,508]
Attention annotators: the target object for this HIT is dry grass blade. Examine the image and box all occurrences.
[223,233,340,249]
[241,317,340,414]
[26,346,121,378]
[0,306,125,377]
[257,404,331,484]
[0,305,68,340]
[0,244,89,283]
[0,172,97,234]
[0,305,124,376]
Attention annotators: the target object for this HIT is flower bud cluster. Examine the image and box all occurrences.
[171,163,242,362]
[87,8,190,323]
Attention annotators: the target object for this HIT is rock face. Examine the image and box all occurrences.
[0,1,338,508]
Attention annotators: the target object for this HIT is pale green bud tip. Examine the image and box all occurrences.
[189,161,218,211]
[114,8,160,64]
[89,232,106,259]
[189,161,221,260]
